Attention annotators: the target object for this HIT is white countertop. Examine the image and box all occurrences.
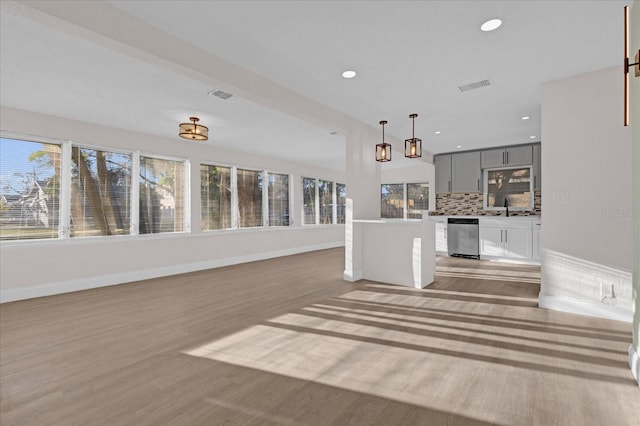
[426,215,540,221]
[352,219,426,224]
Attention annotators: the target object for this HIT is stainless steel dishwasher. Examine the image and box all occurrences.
[447,218,480,259]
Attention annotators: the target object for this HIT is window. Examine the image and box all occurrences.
[200,164,232,230]
[70,147,131,237]
[484,167,533,210]
[406,183,429,219]
[139,156,185,234]
[380,182,429,219]
[302,177,316,225]
[268,173,289,226]
[318,180,333,224]
[380,184,404,218]
[303,177,341,225]
[336,183,346,224]
[237,168,263,227]
[0,138,61,240]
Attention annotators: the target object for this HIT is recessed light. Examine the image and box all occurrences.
[342,70,357,79]
[529,136,536,139]
[456,145,463,149]
[481,18,502,32]
[434,131,441,134]
[521,116,530,120]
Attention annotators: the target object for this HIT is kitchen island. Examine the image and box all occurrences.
[345,219,435,288]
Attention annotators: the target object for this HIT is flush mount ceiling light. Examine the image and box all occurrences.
[375,120,391,162]
[624,5,640,126]
[342,70,357,79]
[481,18,502,32]
[521,116,530,120]
[404,113,422,159]
[179,117,208,141]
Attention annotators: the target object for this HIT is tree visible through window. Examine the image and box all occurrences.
[336,183,346,224]
[485,167,532,209]
[268,173,289,226]
[0,138,61,240]
[302,177,316,225]
[407,183,429,219]
[70,147,131,237]
[237,169,263,227]
[380,184,404,218]
[201,164,231,230]
[139,156,185,234]
[318,180,333,224]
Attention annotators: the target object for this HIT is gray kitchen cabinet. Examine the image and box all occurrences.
[506,145,533,167]
[435,154,452,193]
[481,145,533,168]
[481,148,505,169]
[533,143,541,190]
[452,151,481,193]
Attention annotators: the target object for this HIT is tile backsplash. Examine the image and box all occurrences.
[433,190,541,216]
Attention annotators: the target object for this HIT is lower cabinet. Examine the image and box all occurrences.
[479,227,503,257]
[479,220,532,260]
[435,221,448,253]
[434,217,540,263]
[532,221,541,260]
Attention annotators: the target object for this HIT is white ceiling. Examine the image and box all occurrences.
[0,0,631,171]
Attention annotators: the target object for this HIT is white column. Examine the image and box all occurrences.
[344,124,381,281]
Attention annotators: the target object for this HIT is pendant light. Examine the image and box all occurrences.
[179,117,209,141]
[376,120,391,162]
[404,113,422,158]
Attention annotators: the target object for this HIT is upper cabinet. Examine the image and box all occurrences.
[481,145,533,168]
[435,154,452,193]
[435,143,540,194]
[533,143,541,190]
[452,151,481,193]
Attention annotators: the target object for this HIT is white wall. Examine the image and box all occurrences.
[0,107,345,302]
[540,67,633,321]
[629,0,640,386]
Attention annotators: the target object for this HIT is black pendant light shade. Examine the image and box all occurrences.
[376,120,392,162]
[404,113,422,158]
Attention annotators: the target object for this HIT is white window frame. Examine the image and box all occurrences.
[483,166,534,211]
[380,182,407,220]
[302,177,337,225]
[266,171,292,227]
[67,143,137,239]
[235,165,265,229]
[406,182,430,219]
[137,152,190,235]
[199,161,234,232]
[380,182,430,220]
[335,182,346,224]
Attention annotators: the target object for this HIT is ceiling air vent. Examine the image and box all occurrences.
[458,79,491,92]
[208,89,233,100]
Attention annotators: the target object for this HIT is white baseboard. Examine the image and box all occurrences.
[0,242,344,303]
[629,345,640,387]
[538,294,633,323]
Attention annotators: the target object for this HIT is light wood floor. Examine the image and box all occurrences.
[1,248,638,425]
